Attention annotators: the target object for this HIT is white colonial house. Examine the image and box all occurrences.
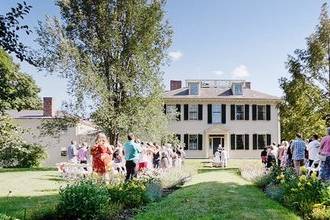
[7,97,98,166]
[164,79,281,159]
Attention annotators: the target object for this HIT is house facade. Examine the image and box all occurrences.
[7,97,98,166]
[164,80,281,159]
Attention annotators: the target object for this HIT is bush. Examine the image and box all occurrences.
[311,204,330,220]
[0,115,46,168]
[107,180,148,208]
[0,143,46,168]
[265,183,284,202]
[57,180,114,220]
[0,213,16,220]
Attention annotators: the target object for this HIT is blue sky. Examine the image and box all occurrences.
[0,0,327,109]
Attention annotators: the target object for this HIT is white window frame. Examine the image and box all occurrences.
[232,83,243,95]
[257,105,266,120]
[188,134,198,150]
[166,105,177,120]
[212,104,221,123]
[235,105,245,120]
[188,104,198,120]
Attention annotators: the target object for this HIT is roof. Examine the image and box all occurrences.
[164,87,281,101]
[6,110,96,128]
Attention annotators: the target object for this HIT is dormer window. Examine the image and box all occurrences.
[189,82,199,95]
[232,83,243,95]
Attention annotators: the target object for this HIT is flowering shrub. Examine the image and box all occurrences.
[253,166,330,219]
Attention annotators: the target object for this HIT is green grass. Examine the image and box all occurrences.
[0,167,56,173]
[0,195,58,220]
[135,170,299,220]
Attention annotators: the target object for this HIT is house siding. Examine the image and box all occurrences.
[164,100,280,159]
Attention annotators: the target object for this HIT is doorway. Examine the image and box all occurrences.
[209,135,225,154]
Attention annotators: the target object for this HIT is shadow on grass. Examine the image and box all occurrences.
[0,167,56,173]
[0,194,59,220]
[135,181,299,220]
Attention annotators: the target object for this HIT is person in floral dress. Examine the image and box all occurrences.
[91,133,113,176]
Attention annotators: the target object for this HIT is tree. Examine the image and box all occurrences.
[36,0,172,144]
[0,48,41,114]
[279,56,326,140]
[0,1,36,65]
[296,3,330,125]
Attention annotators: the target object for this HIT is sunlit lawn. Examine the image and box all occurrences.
[136,170,299,220]
[0,159,274,220]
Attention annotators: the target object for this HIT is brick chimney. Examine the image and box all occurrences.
[170,80,182,91]
[43,97,55,117]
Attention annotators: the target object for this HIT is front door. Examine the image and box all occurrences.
[213,138,221,154]
[211,136,225,154]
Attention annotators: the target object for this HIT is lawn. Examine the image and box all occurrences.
[0,169,63,219]
[136,170,299,220]
[0,160,297,220]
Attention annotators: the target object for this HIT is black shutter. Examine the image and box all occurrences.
[198,104,203,120]
[176,134,181,142]
[266,105,271,121]
[267,134,271,146]
[244,134,249,150]
[231,134,236,150]
[253,134,257,149]
[221,104,226,124]
[184,134,188,150]
[198,134,203,150]
[245,104,249,120]
[207,104,212,124]
[252,105,257,120]
[230,104,235,120]
[184,104,188,120]
[176,104,181,121]
[164,104,167,114]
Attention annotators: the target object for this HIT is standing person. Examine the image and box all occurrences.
[291,133,306,175]
[281,141,289,167]
[277,143,285,166]
[124,133,141,181]
[260,148,267,167]
[307,134,320,167]
[91,133,113,177]
[77,142,88,170]
[319,128,330,181]
[67,140,77,163]
[153,144,161,168]
[221,147,229,168]
[266,146,276,169]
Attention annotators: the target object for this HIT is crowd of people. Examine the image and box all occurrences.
[260,128,330,181]
[66,133,185,181]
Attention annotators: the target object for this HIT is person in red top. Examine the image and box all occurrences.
[91,133,113,176]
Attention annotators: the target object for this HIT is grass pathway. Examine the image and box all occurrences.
[136,170,299,220]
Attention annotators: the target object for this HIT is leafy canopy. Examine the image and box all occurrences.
[37,0,172,143]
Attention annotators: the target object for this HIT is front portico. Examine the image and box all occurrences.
[204,125,230,158]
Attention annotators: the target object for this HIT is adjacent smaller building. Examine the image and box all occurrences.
[7,97,97,166]
[164,79,281,159]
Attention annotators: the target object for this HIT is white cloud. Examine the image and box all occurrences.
[212,70,224,75]
[231,65,250,78]
[169,51,183,61]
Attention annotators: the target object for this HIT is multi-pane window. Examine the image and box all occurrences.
[232,83,243,95]
[236,135,244,150]
[189,83,199,95]
[212,104,221,123]
[189,105,198,120]
[257,105,266,120]
[166,105,177,120]
[231,134,249,150]
[258,134,266,149]
[188,134,198,150]
[236,105,244,120]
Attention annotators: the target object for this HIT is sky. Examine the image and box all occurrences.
[0,0,328,109]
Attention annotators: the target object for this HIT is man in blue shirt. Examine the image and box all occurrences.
[291,133,306,175]
[124,133,141,181]
[67,140,77,162]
